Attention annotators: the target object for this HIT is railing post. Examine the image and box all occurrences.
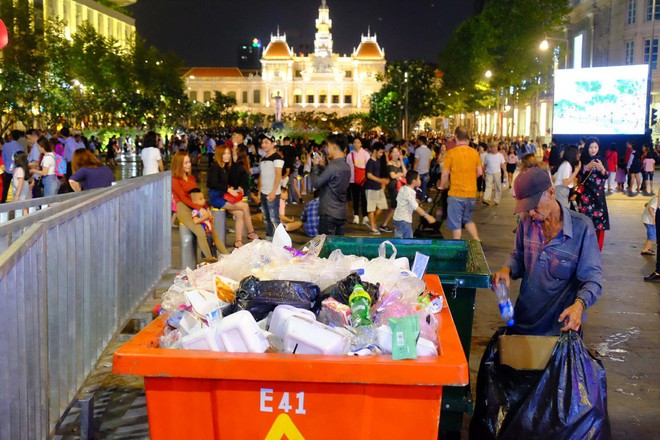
[179,223,197,269]
[212,208,227,247]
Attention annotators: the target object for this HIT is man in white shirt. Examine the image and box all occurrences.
[482,143,506,205]
[259,133,284,238]
[140,131,164,175]
[414,135,432,200]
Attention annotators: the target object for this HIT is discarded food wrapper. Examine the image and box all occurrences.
[179,310,203,336]
[318,298,352,327]
[214,275,239,303]
[185,289,223,317]
[412,252,430,279]
[269,305,316,340]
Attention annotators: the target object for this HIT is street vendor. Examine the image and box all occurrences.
[493,167,603,335]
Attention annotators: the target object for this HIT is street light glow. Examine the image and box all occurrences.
[485,70,492,78]
[540,39,549,51]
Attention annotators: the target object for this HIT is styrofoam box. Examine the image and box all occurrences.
[269,305,316,340]
[283,316,350,355]
[181,328,214,351]
[218,310,269,353]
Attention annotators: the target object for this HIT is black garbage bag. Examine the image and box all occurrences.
[470,328,611,440]
[320,272,379,305]
[224,276,322,321]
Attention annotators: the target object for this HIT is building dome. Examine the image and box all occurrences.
[353,31,384,60]
[262,32,294,59]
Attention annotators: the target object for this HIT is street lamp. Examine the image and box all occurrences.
[540,36,569,69]
[403,71,409,138]
[485,70,492,79]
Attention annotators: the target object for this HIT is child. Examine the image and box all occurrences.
[189,188,219,254]
[279,187,303,232]
[392,170,436,239]
[643,149,656,195]
[641,195,657,256]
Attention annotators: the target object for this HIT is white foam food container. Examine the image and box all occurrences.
[181,327,214,351]
[375,325,438,357]
[269,305,316,340]
[217,310,269,353]
[283,316,350,355]
[185,289,222,317]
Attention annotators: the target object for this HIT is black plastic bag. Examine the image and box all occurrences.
[224,276,322,321]
[470,328,611,440]
[320,272,379,305]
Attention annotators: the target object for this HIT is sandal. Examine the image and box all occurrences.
[234,240,244,248]
[248,231,259,240]
[641,250,655,256]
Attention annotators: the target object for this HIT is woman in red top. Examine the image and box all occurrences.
[605,143,618,192]
[172,152,227,258]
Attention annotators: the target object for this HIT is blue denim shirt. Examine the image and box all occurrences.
[506,202,603,335]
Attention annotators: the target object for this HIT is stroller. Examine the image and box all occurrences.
[414,189,448,239]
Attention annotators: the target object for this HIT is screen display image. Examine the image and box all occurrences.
[553,65,649,135]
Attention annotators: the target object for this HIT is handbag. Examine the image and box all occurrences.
[570,169,592,201]
[352,152,367,186]
[222,190,244,205]
[396,177,407,191]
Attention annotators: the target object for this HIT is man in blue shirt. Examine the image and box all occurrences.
[60,127,83,177]
[300,191,320,237]
[494,167,603,335]
[26,129,43,198]
[1,130,26,203]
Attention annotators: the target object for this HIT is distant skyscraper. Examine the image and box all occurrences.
[238,38,262,69]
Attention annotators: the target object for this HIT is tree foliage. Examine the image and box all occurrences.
[439,0,569,114]
[0,3,187,133]
[369,60,443,137]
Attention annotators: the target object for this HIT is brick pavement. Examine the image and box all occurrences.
[54,162,659,439]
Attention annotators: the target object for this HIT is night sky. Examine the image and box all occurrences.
[129,0,477,67]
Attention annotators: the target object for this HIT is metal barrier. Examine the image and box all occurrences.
[0,172,172,439]
[0,190,91,224]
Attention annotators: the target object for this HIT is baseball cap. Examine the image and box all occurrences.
[261,133,276,143]
[513,167,552,214]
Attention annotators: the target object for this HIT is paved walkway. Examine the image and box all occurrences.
[54,163,659,439]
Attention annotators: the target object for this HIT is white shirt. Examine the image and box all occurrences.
[141,147,162,175]
[41,153,56,176]
[554,161,574,189]
[414,145,432,174]
[483,152,505,174]
[393,185,419,223]
[260,154,284,195]
[642,196,657,225]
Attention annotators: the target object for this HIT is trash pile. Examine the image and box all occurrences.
[157,227,443,360]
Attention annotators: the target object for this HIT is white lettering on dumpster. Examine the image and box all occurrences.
[260,389,306,415]
[260,388,274,412]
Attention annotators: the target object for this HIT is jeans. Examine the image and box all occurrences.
[260,193,280,237]
[42,175,60,197]
[319,215,346,236]
[394,220,413,238]
[419,173,430,200]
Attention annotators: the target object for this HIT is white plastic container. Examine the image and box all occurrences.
[185,289,222,317]
[181,327,214,351]
[205,327,227,352]
[283,316,350,355]
[269,305,316,340]
[375,325,438,357]
[217,310,269,353]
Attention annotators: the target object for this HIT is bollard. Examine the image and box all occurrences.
[212,208,227,247]
[78,396,94,440]
[179,223,197,269]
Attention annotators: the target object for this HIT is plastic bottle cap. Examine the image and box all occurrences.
[506,319,515,327]
[354,284,364,290]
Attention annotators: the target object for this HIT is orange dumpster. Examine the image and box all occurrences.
[113,274,469,439]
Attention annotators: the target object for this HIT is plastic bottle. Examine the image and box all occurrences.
[349,284,372,327]
[494,283,515,327]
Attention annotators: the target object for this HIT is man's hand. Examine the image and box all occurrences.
[425,214,436,224]
[268,191,276,202]
[558,301,584,332]
[493,266,511,289]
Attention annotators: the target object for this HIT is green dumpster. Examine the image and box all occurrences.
[319,237,492,437]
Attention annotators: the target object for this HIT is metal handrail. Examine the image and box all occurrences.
[0,172,172,438]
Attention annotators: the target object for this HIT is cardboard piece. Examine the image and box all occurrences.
[499,334,559,370]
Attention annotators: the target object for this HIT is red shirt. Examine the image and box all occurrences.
[605,150,618,172]
[172,175,203,210]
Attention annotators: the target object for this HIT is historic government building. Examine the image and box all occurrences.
[182,0,386,116]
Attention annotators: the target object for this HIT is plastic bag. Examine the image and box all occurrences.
[320,272,379,305]
[371,289,439,346]
[216,239,293,281]
[224,276,322,321]
[470,328,611,440]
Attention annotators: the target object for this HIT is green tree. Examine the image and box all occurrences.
[439,0,569,113]
[369,60,443,137]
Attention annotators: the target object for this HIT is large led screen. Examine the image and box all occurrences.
[553,65,649,135]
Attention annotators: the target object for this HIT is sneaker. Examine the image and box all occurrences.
[370,228,381,235]
[379,225,392,233]
[362,216,370,226]
[353,215,359,224]
[643,272,660,282]
[291,201,298,205]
